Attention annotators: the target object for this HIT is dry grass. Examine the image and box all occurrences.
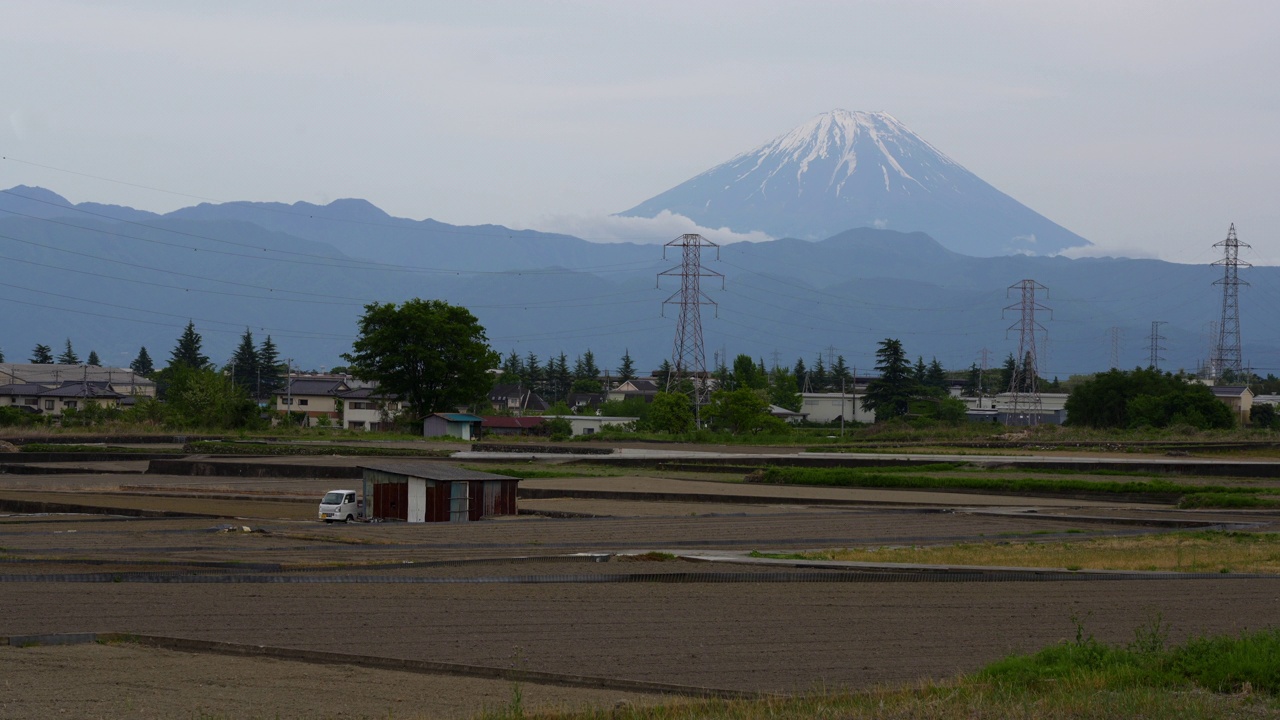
[791,531,1280,573]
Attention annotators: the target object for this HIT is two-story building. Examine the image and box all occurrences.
[275,377,350,427]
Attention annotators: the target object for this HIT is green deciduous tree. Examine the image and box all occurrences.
[343,299,498,420]
[1250,403,1276,429]
[57,338,80,365]
[170,321,210,370]
[643,391,694,434]
[160,364,261,429]
[703,388,787,435]
[861,338,917,420]
[1065,368,1234,430]
[30,344,53,364]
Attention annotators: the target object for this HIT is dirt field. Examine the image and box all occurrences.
[3,457,1280,718]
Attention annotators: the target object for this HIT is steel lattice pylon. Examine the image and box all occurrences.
[1212,224,1250,379]
[1148,321,1166,370]
[657,234,723,413]
[1002,279,1051,425]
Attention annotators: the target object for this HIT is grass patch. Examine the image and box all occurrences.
[185,441,452,458]
[776,530,1280,573]
[1179,493,1280,509]
[19,443,185,454]
[618,552,678,562]
[752,465,1266,501]
[472,623,1280,719]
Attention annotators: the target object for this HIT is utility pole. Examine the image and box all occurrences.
[657,234,724,422]
[1002,280,1051,425]
[1212,224,1250,380]
[1148,321,1167,370]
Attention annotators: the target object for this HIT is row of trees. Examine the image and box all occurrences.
[26,339,102,367]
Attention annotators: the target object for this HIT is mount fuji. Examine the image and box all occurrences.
[620,109,1091,257]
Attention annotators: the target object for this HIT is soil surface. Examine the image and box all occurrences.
[3,456,1279,718]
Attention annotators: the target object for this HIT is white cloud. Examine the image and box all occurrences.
[515,210,773,245]
[872,218,888,229]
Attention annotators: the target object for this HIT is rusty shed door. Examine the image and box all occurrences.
[374,482,408,521]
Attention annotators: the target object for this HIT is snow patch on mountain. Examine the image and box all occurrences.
[620,109,1091,257]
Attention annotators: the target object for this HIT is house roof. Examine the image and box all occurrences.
[337,386,396,400]
[616,379,658,393]
[284,379,350,396]
[0,383,48,396]
[428,412,484,423]
[1212,385,1252,398]
[359,461,516,482]
[481,416,546,429]
[40,382,125,399]
[768,404,806,417]
[568,392,605,405]
[0,363,154,387]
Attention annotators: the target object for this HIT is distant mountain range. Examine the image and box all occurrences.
[621,109,1091,257]
[0,185,1266,381]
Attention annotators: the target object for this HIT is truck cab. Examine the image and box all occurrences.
[319,489,361,523]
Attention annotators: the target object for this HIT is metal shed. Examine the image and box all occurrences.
[360,461,520,523]
[422,413,484,440]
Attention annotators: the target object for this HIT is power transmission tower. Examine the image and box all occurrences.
[1108,327,1122,370]
[1002,280,1051,425]
[1148,321,1166,370]
[657,234,723,416]
[1212,223,1250,379]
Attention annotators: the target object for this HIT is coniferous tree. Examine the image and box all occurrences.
[793,357,807,392]
[832,355,852,389]
[656,358,674,388]
[1000,353,1018,393]
[810,356,828,392]
[228,328,260,394]
[256,335,283,398]
[523,352,543,395]
[130,347,155,377]
[925,358,948,392]
[548,353,572,402]
[617,349,637,382]
[861,338,917,419]
[30,344,54,364]
[0,347,5,363]
[170,321,210,369]
[500,350,524,385]
[86,350,101,366]
[57,338,80,365]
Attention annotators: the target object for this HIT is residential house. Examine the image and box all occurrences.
[567,392,606,414]
[488,384,549,414]
[0,380,126,419]
[338,386,401,431]
[0,364,155,398]
[275,377,351,427]
[606,379,660,404]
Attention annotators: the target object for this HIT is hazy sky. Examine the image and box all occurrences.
[3,1,1278,263]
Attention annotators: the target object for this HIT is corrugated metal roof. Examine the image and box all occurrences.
[481,416,546,428]
[433,413,483,422]
[359,461,516,482]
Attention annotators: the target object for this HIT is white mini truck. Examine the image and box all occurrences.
[318,489,362,523]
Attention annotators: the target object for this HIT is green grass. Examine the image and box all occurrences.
[1178,492,1280,509]
[19,443,185,454]
[753,465,1268,500]
[184,441,453,457]
[470,623,1280,720]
